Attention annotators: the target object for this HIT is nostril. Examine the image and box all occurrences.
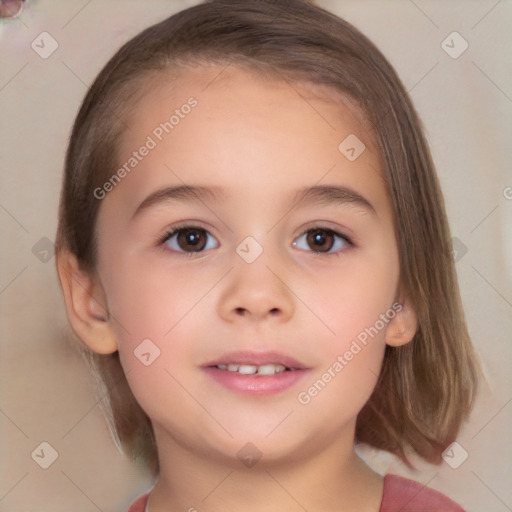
[232,307,280,315]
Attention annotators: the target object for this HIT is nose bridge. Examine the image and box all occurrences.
[217,235,295,321]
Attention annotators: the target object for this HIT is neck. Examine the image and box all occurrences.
[147,426,383,512]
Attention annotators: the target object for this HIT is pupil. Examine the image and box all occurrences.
[179,229,205,250]
[308,230,333,252]
[187,231,199,245]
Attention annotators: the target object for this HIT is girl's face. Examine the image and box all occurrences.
[94,66,407,465]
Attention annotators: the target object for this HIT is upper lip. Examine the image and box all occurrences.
[204,350,307,370]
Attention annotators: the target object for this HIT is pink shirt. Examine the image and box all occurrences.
[127,474,465,511]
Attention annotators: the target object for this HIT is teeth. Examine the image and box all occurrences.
[258,364,285,375]
[217,363,288,375]
[238,364,258,375]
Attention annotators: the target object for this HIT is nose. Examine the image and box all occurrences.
[217,248,295,324]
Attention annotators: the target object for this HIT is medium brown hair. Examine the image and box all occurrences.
[55,0,480,475]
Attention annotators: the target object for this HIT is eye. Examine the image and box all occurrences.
[161,225,219,254]
[292,227,352,254]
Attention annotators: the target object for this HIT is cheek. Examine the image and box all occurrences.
[315,257,399,346]
[293,269,395,423]
[115,303,204,426]
[304,246,399,391]
[102,251,217,342]
[100,259,205,415]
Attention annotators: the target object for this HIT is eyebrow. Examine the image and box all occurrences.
[131,183,376,220]
[131,185,225,220]
[291,184,376,215]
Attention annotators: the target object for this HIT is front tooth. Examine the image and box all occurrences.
[227,364,239,372]
[257,364,276,375]
[274,364,286,373]
[238,364,258,375]
[217,364,228,370]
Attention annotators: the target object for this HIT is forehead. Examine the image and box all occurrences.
[108,64,390,219]
[125,64,374,149]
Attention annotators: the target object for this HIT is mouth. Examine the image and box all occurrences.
[203,351,309,395]
[214,363,292,375]
[204,350,306,373]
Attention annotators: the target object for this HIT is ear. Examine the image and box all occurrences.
[385,292,418,347]
[56,249,118,354]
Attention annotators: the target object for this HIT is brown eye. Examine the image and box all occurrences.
[177,228,207,251]
[293,227,352,255]
[163,227,218,254]
[306,229,335,252]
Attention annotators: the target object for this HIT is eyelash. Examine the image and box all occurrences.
[157,223,354,258]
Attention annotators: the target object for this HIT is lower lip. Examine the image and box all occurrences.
[203,367,310,395]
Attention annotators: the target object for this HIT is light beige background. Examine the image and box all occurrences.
[1,1,511,511]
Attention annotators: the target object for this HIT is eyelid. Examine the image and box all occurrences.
[157,220,215,242]
[157,222,219,257]
[293,225,354,256]
[156,222,355,256]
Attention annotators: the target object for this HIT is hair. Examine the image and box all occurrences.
[55,0,481,475]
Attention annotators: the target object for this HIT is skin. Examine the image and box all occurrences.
[58,65,418,512]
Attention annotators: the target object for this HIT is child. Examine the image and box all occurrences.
[55,0,481,510]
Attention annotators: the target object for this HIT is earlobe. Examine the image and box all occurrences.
[56,250,118,354]
[385,296,418,347]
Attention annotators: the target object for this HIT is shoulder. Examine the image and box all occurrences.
[126,476,465,512]
[126,491,150,512]
[380,474,466,512]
